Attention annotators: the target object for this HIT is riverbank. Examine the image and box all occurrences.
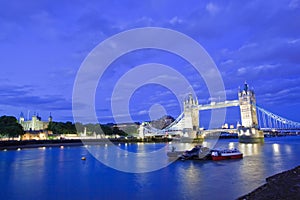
[0,139,83,150]
[0,137,207,150]
[0,138,174,150]
[238,165,300,199]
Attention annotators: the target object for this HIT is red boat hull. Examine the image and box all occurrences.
[211,154,243,161]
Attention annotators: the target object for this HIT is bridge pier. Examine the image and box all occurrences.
[238,127,264,143]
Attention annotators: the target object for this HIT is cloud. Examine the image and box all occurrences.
[236,64,279,76]
[137,110,148,115]
[261,86,300,106]
[289,0,300,9]
[0,84,71,111]
[206,3,220,15]
[288,38,300,44]
[237,67,247,75]
[238,43,258,52]
[169,16,183,25]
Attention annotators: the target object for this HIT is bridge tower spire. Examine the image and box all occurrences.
[238,82,264,142]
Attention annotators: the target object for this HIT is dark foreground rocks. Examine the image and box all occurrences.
[238,165,300,200]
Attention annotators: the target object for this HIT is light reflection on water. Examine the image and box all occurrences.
[238,143,261,156]
[1,136,300,200]
[272,143,280,155]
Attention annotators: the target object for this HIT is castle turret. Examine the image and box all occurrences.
[19,112,25,123]
[48,112,53,122]
[31,114,37,131]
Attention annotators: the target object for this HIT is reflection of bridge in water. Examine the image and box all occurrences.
[140,83,300,142]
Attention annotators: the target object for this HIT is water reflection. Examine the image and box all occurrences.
[2,137,300,200]
[180,162,201,193]
[238,143,262,156]
[285,145,291,154]
[87,143,171,173]
[272,143,280,155]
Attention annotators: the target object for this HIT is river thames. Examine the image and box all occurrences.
[1,136,300,200]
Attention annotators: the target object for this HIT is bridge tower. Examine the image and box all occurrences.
[239,82,258,127]
[238,82,264,142]
[183,94,199,138]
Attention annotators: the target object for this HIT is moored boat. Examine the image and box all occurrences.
[179,145,211,160]
[210,148,243,161]
[167,150,186,158]
[167,146,185,158]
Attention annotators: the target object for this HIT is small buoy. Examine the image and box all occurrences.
[81,156,86,160]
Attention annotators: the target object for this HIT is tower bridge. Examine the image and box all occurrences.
[140,83,300,143]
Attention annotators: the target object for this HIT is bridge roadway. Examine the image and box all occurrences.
[201,128,238,134]
[143,128,239,137]
[198,100,239,110]
[260,128,300,131]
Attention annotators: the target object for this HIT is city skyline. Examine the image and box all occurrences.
[1,0,300,127]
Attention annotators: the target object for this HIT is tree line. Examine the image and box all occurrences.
[48,121,128,136]
[0,114,173,138]
[0,115,131,138]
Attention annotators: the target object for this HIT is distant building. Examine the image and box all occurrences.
[19,112,52,131]
[21,130,52,140]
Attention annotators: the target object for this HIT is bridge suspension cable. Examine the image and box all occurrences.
[256,105,300,129]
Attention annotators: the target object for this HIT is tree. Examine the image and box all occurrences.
[99,124,112,135]
[112,126,127,136]
[0,115,24,138]
[75,122,84,133]
[47,121,77,135]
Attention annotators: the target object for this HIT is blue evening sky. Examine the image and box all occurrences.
[0,0,300,128]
